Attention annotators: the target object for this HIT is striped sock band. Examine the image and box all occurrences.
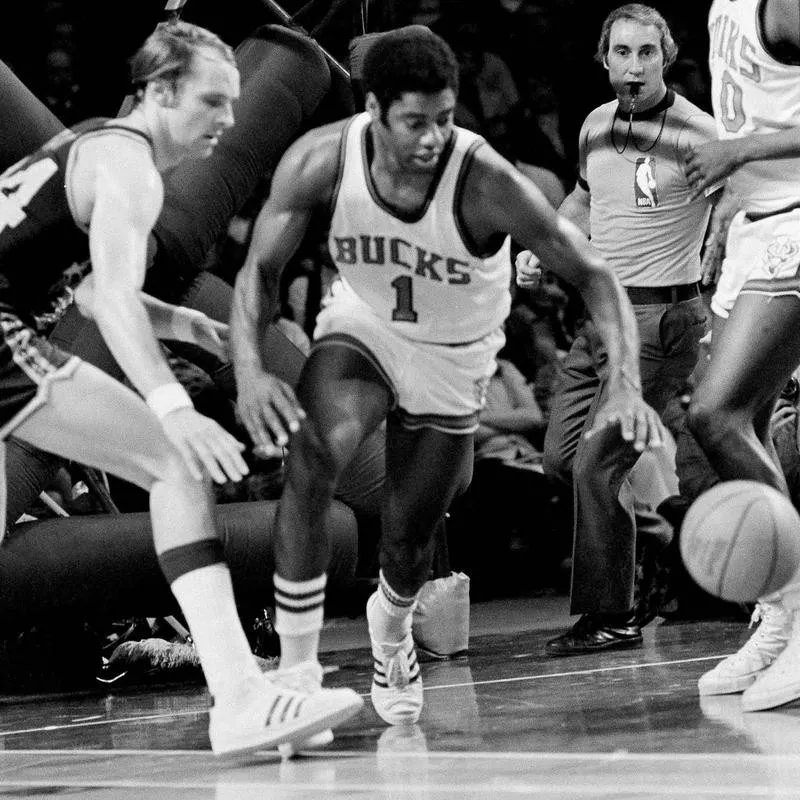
[377,570,419,618]
[273,573,327,637]
[158,539,225,585]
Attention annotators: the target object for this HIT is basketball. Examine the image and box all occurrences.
[679,480,800,602]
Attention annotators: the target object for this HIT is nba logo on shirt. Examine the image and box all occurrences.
[634,156,658,208]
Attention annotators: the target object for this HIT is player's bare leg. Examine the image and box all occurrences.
[688,292,800,493]
[11,359,361,754]
[367,419,472,724]
[690,292,800,709]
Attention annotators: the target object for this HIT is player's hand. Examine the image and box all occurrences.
[161,407,249,483]
[684,140,742,201]
[771,398,798,436]
[584,389,666,453]
[515,250,542,289]
[236,370,306,457]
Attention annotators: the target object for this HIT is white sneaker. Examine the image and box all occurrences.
[367,592,423,725]
[742,609,800,711]
[698,601,791,696]
[208,668,362,758]
[263,662,336,757]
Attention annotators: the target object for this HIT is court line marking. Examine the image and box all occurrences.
[0,709,206,738]
[0,778,791,796]
[423,653,729,692]
[3,746,800,761]
[0,653,731,739]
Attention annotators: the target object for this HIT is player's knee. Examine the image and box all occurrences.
[293,423,355,484]
[284,428,345,504]
[686,394,731,448]
[144,449,207,495]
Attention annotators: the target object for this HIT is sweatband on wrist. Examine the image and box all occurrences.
[146,382,193,420]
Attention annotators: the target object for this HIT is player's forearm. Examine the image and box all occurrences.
[141,293,209,345]
[141,293,182,338]
[733,129,800,165]
[557,187,591,238]
[230,260,276,376]
[77,282,182,340]
[92,287,177,396]
[580,267,642,393]
[552,220,642,391]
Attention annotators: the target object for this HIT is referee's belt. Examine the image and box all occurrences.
[624,281,701,305]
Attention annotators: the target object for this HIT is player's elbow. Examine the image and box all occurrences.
[72,279,95,319]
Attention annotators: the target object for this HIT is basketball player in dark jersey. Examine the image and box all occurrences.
[0,19,361,756]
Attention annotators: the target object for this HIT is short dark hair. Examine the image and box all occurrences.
[129,20,236,103]
[595,3,678,72]
[362,25,459,117]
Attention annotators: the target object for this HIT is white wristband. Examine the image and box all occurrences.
[146,382,193,420]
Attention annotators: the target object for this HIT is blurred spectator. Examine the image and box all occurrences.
[42,48,84,124]
[771,374,800,506]
[667,56,711,111]
[474,357,547,458]
[431,16,573,207]
[503,276,576,419]
[447,357,570,597]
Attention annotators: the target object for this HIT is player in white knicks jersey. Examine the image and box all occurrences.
[231,25,663,732]
[683,0,800,713]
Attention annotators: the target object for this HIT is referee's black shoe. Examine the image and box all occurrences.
[545,612,642,657]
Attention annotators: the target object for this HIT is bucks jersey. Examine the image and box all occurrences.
[328,112,511,345]
[708,0,800,213]
[0,120,152,321]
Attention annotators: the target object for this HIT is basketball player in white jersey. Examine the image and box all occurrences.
[231,25,663,730]
[683,0,800,712]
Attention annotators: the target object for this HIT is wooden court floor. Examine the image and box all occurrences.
[0,596,796,799]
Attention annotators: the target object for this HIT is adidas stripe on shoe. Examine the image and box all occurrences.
[209,674,362,758]
[367,592,423,725]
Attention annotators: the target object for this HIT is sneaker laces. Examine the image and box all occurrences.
[384,647,411,689]
[263,662,323,694]
[724,601,791,669]
[750,609,800,679]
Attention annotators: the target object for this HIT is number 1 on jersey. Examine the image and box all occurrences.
[391,275,418,322]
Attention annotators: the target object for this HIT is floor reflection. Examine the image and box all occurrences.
[1,603,800,797]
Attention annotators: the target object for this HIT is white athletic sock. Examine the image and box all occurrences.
[273,573,326,669]
[171,563,262,702]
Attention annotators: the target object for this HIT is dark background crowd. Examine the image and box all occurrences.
[2,0,714,145]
